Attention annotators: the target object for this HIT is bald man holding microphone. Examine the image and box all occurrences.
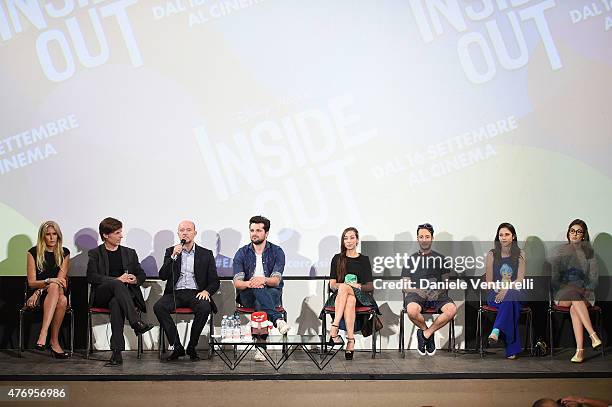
[154,220,220,361]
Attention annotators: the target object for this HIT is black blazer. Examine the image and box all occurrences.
[158,244,220,312]
[86,244,147,312]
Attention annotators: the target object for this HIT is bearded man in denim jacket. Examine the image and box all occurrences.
[233,216,290,336]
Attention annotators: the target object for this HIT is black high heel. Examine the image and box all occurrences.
[34,343,46,351]
[50,347,70,359]
[345,338,355,360]
[328,324,342,345]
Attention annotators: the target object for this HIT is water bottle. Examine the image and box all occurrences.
[244,316,252,340]
[221,315,228,340]
[229,315,236,340]
[233,315,241,340]
[229,315,234,340]
[228,315,234,340]
[229,316,235,340]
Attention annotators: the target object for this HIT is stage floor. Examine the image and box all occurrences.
[1,348,610,381]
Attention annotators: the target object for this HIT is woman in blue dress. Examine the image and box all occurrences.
[485,222,525,359]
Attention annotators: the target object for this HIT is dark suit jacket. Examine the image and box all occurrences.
[86,244,147,312]
[159,244,220,312]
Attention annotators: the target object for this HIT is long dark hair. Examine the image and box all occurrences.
[491,222,522,273]
[336,227,359,283]
[566,218,594,259]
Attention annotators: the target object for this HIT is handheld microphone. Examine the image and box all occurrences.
[171,239,187,261]
[170,238,187,349]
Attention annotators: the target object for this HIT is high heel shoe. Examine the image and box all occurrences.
[571,348,584,363]
[590,332,602,350]
[345,338,355,360]
[328,324,342,345]
[34,343,46,351]
[50,347,70,359]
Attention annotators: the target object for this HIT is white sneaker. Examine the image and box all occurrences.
[276,319,290,335]
[253,350,266,362]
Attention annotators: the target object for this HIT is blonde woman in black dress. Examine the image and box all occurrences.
[26,221,70,358]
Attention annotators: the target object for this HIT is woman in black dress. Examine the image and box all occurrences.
[26,221,70,358]
[326,227,377,359]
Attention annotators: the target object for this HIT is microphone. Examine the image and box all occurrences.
[171,239,187,261]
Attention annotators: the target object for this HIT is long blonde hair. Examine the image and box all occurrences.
[36,221,65,272]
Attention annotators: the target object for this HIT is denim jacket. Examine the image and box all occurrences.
[232,241,285,288]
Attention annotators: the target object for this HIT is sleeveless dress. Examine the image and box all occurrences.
[27,247,69,305]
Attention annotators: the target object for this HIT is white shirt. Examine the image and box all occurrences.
[254,253,265,277]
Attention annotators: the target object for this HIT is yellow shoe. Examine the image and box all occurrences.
[590,332,602,350]
[570,349,584,363]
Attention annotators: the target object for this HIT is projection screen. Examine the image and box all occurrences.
[1,0,611,277]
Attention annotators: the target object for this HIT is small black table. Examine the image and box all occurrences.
[210,335,344,371]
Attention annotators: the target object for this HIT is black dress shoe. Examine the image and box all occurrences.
[165,346,185,362]
[132,321,154,335]
[345,338,355,360]
[34,343,46,352]
[105,350,123,366]
[186,347,200,361]
[50,348,70,359]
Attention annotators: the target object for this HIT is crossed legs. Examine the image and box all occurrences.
[406,302,457,341]
[558,300,596,350]
[331,284,357,351]
[37,283,68,353]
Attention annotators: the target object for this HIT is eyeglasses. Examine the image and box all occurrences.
[569,228,584,235]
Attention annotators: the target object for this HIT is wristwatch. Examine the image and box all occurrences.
[44,278,50,285]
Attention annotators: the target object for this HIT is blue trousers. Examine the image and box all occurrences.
[487,289,523,357]
[238,287,283,324]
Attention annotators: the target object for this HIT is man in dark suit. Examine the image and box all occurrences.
[154,220,220,361]
[87,217,154,366]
